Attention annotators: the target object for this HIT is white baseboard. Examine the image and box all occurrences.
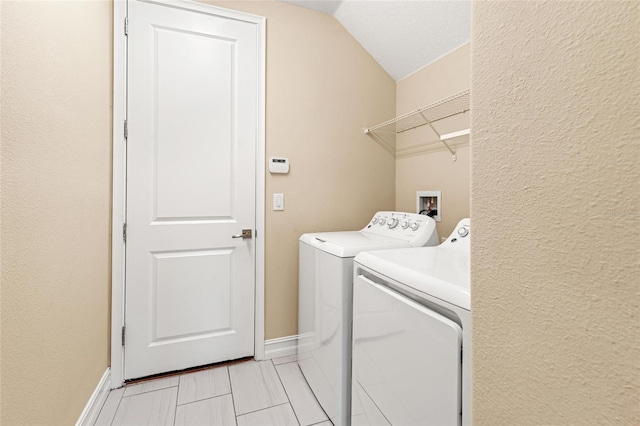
[76,368,111,426]
[264,335,299,359]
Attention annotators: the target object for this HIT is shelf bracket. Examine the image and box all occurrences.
[363,128,395,156]
[419,112,456,161]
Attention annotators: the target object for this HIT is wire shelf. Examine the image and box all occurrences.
[364,90,470,160]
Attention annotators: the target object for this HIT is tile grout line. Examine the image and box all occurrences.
[274,359,298,366]
[121,383,179,399]
[91,388,114,425]
[296,361,331,424]
[272,359,302,426]
[175,390,233,407]
[172,376,181,426]
[293,363,331,423]
[236,401,294,418]
[93,388,123,426]
[227,366,239,425]
[108,389,125,426]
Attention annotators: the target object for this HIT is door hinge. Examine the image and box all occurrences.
[123,223,127,242]
[124,17,128,36]
[121,325,126,346]
[124,120,128,139]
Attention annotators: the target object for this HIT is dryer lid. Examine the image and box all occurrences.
[355,246,470,310]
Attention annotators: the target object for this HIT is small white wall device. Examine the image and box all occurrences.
[269,157,289,174]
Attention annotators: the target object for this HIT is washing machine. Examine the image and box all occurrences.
[298,212,440,426]
[351,218,471,426]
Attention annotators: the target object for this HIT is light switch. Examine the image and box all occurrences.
[273,193,284,211]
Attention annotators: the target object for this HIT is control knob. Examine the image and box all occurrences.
[457,227,469,237]
[378,218,386,226]
[371,217,379,224]
[400,220,409,229]
[410,222,420,231]
[388,218,399,229]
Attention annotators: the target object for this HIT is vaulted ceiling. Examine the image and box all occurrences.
[281,0,471,81]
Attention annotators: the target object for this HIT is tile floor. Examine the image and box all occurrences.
[94,355,331,426]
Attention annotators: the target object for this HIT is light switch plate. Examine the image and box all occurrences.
[273,193,284,211]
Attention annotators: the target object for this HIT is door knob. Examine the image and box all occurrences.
[232,229,252,239]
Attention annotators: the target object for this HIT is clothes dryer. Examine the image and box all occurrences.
[351,218,471,426]
[298,212,439,426]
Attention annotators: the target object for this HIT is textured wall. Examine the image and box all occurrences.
[1,1,112,425]
[396,43,470,240]
[471,2,639,424]
[210,1,397,339]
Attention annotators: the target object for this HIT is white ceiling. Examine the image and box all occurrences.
[280,0,471,81]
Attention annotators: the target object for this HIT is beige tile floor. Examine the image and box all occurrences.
[95,355,332,426]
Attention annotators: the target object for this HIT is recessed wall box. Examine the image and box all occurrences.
[269,157,289,174]
[417,190,441,222]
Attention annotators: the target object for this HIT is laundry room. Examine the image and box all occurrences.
[1,1,637,425]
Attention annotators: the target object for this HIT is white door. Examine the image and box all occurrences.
[124,0,259,380]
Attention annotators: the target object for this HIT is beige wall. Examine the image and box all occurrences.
[1,3,394,423]
[1,1,113,425]
[471,2,639,424]
[396,43,470,239]
[210,1,396,339]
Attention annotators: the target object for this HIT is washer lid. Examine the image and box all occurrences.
[300,231,411,258]
[355,246,470,310]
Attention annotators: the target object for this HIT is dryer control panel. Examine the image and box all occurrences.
[363,211,439,247]
[443,218,470,250]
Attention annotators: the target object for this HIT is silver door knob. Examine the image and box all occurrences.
[232,229,253,239]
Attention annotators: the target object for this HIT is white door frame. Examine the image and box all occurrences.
[110,0,266,388]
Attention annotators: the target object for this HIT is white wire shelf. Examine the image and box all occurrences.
[364,89,470,161]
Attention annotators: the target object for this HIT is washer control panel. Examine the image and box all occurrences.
[363,211,438,245]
